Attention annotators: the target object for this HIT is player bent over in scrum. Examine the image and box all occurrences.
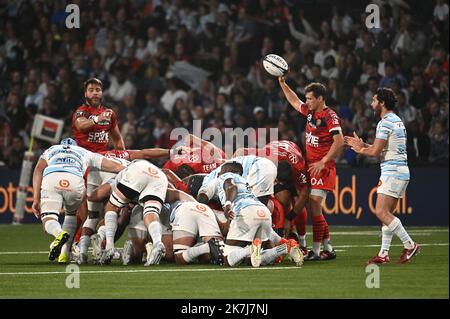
[199,162,303,267]
[170,201,225,265]
[121,204,174,265]
[32,138,125,263]
[100,159,168,265]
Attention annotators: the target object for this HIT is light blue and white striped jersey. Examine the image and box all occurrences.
[40,144,104,178]
[376,112,409,180]
[216,172,265,214]
[198,166,221,199]
[228,155,258,178]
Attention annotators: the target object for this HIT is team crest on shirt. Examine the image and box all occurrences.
[75,111,86,118]
[307,114,317,129]
[288,153,298,164]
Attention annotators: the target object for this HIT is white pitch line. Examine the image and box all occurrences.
[0,266,301,276]
[0,243,447,255]
[334,243,449,248]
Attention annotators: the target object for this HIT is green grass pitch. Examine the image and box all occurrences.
[0,225,448,299]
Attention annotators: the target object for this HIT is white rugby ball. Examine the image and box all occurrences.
[262,54,289,77]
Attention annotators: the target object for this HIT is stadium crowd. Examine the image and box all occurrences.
[0,0,448,169]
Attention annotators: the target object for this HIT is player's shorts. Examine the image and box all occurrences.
[118,160,168,203]
[171,202,222,239]
[87,169,117,212]
[40,172,85,214]
[306,163,336,192]
[128,205,171,239]
[248,158,277,197]
[225,205,272,244]
[377,175,409,199]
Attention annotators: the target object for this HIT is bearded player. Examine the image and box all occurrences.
[67,78,125,263]
[345,88,420,264]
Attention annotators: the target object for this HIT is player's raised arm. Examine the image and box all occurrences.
[278,76,305,113]
[32,158,48,218]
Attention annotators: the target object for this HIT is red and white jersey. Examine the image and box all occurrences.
[299,103,342,166]
[163,146,226,174]
[72,104,118,153]
[262,140,307,188]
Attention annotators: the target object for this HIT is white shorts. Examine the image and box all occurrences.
[40,172,85,214]
[118,160,168,203]
[377,175,409,199]
[171,202,222,238]
[247,158,277,197]
[128,205,171,236]
[225,205,272,243]
[87,169,117,212]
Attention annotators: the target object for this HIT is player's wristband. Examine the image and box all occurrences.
[224,200,232,209]
[92,115,99,124]
[285,210,297,221]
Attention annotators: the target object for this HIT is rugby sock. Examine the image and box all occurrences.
[79,235,90,256]
[73,215,83,243]
[97,225,106,241]
[322,222,333,251]
[261,244,288,266]
[61,215,77,256]
[148,221,162,245]
[387,217,414,249]
[269,229,282,245]
[227,246,251,266]
[104,211,118,250]
[182,243,210,263]
[295,208,308,247]
[379,225,393,257]
[44,219,62,238]
[312,215,326,255]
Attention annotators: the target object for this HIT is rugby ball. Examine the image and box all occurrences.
[262,54,289,77]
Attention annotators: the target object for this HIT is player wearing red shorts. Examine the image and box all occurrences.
[279,78,344,261]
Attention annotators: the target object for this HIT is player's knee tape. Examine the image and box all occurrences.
[310,189,328,200]
[173,244,191,252]
[142,201,162,217]
[83,217,99,231]
[110,189,129,208]
[40,212,59,221]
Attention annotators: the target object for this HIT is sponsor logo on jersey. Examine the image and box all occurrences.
[196,204,207,212]
[306,132,319,147]
[202,163,218,172]
[59,179,70,188]
[147,167,159,176]
[310,177,324,186]
[256,210,266,218]
[87,131,109,143]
